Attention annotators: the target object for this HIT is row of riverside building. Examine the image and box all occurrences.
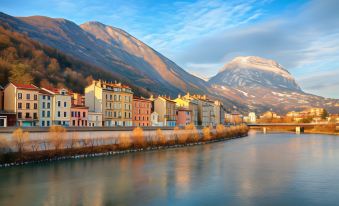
[0,80,226,127]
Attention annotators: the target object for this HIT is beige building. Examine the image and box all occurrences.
[88,112,103,127]
[154,96,177,126]
[174,94,198,125]
[42,88,72,126]
[85,80,133,127]
[4,83,39,126]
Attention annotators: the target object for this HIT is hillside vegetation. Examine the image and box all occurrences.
[0,24,145,95]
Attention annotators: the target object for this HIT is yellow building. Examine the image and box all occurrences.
[85,80,133,127]
[4,83,39,126]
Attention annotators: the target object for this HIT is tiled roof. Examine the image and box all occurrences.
[12,83,39,90]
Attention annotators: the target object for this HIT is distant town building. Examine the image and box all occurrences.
[213,100,225,125]
[150,111,162,126]
[176,107,192,126]
[154,96,176,126]
[4,83,40,127]
[70,106,88,127]
[88,112,102,127]
[260,111,280,119]
[174,94,198,125]
[192,95,215,126]
[85,80,133,127]
[132,97,152,127]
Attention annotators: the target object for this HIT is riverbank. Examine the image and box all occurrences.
[0,124,249,167]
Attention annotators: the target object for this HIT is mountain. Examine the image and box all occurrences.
[209,56,339,114]
[0,12,209,96]
[209,56,301,91]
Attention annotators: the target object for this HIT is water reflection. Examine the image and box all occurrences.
[1,132,339,205]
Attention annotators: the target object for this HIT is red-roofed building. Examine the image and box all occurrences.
[4,83,39,126]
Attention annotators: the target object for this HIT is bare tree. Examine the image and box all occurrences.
[48,125,66,151]
[12,128,29,153]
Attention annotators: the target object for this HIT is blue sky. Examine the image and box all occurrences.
[1,0,339,98]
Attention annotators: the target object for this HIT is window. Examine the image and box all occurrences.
[43,95,46,100]
[18,93,22,99]
[34,94,37,100]
[18,112,22,118]
[47,103,50,109]
[64,102,67,107]
[47,111,50,117]
[83,112,86,117]
[77,112,80,117]
[25,113,30,118]
[42,111,45,117]
[18,103,22,109]
[42,121,45,127]
[34,103,37,109]
[33,113,37,119]
[47,121,50,126]
[42,102,45,109]
[26,103,30,109]
[48,96,50,100]
[26,94,30,100]
[58,101,61,107]
[64,112,67,117]
[57,111,60,117]
[71,112,74,117]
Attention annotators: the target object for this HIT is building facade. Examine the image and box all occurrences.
[176,107,192,126]
[154,96,177,127]
[88,112,103,127]
[85,80,133,127]
[4,83,39,127]
[192,95,215,126]
[174,94,198,125]
[132,97,152,127]
[70,106,88,127]
[39,89,53,127]
[42,88,71,126]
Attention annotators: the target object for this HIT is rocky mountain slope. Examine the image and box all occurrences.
[0,12,209,96]
[209,56,339,114]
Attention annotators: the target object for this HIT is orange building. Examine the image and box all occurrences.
[132,97,152,127]
[176,107,192,126]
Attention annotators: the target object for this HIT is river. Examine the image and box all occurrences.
[0,131,339,205]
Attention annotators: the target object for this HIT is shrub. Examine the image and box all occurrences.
[0,136,10,153]
[202,127,211,141]
[132,127,145,148]
[156,128,167,146]
[118,133,132,150]
[216,124,226,138]
[48,125,66,150]
[12,128,29,153]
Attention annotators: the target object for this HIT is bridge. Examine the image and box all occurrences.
[247,122,339,134]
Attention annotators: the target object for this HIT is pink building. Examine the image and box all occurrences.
[132,97,152,127]
[70,105,88,127]
[176,107,192,126]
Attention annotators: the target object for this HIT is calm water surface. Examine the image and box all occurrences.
[1,131,339,205]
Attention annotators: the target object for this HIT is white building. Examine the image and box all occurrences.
[88,112,103,127]
[150,111,163,126]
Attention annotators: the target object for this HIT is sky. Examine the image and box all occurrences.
[1,0,339,98]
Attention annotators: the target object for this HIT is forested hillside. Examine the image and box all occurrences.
[0,24,146,95]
